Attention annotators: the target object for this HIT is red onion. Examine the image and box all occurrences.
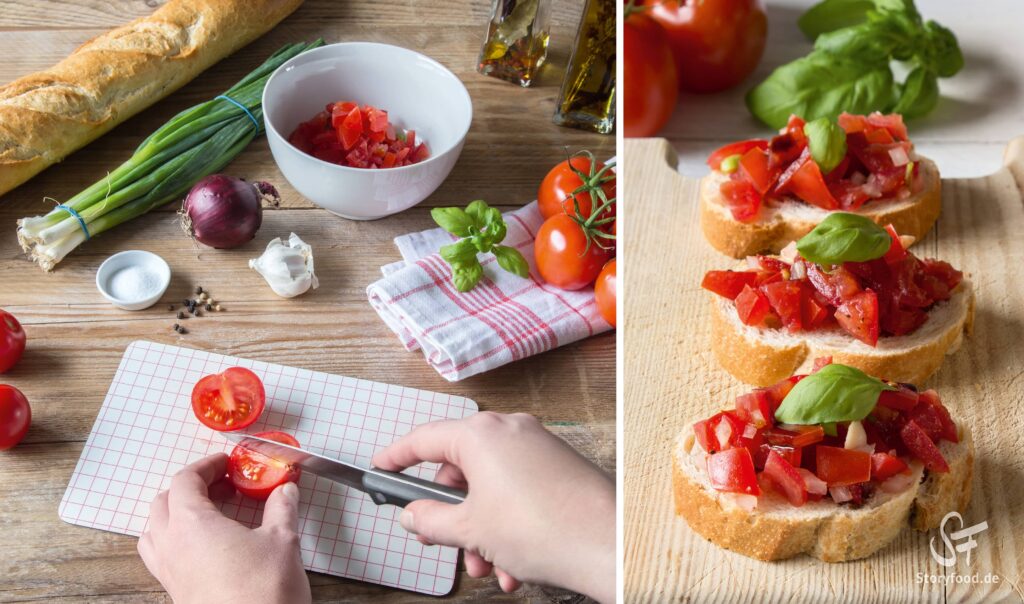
[179,175,280,249]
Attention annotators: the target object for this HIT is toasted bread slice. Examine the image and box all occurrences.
[710,280,974,387]
[700,158,942,258]
[672,423,973,562]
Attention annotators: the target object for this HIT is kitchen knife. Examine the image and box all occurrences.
[222,431,465,507]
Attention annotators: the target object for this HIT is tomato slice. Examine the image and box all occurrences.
[835,290,879,346]
[870,452,909,481]
[701,270,757,300]
[707,139,768,170]
[228,431,302,500]
[706,447,761,495]
[191,367,266,432]
[815,445,872,486]
[763,449,807,506]
[735,284,772,326]
[900,420,949,473]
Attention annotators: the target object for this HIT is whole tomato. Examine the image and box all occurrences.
[594,259,617,327]
[624,7,678,137]
[0,385,30,450]
[645,0,767,93]
[538,155,616,220]
[0,310,26,373]
[535,214,613,291]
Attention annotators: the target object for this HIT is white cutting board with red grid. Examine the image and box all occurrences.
[58,340,478,596]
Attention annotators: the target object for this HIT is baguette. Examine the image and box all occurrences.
[672,422,974,562]
[710,280,974,387]
[0,0,304,198]
[700,158,942,258]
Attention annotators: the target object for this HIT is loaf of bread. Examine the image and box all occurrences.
[0,0,304,198]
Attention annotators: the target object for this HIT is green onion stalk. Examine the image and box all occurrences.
[17,39,324,271]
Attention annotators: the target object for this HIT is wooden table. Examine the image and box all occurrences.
[0,2,615,602]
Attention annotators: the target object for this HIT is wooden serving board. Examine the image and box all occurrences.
[623,137,1024,603]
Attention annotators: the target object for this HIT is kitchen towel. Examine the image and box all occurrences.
[366,201,612,381]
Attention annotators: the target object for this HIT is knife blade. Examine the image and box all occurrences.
[221,431,465,507]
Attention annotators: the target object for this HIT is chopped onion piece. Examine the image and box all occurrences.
[844,421,867,450]
[889,146,910,167]
[715,420,733,448]
[721,492,758,512]
[791,260,807,280]
[798,468,828,496]
[879,470,917,494]
[780,241,799,264]
[743,423,758,440]
[829,485,853,503]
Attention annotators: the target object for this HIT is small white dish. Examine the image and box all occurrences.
[96,250,171,311]
[262,42,473,220]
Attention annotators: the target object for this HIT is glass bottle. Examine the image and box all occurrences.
[477,0,552,87]
[552,0,615,134]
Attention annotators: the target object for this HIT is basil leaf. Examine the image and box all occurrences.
[440,238,479,266]
[893,66,939,118]
[431,207,475,237]
[804,117,848,174]
[775,364,896,425]
[465,200,491,230]
[796,212,892,265]
[813,18,905,62]
[798,0,875,39]
[922,20,963,77]
[492,245,530,277]
[451,261,484,293]
[746,52,894,129]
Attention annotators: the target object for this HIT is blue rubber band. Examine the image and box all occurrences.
[216,94,260,130]
[56,204,90,240]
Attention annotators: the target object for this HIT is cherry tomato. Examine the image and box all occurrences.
[0,310,26,373]
[0,385,30,450]
[228,431,302,500]
[624,8,678,137]
[534,214,613,290]
[644,0,767,94]
[594,259,617,327]
[191,367,266,432]
[538,156,616,220]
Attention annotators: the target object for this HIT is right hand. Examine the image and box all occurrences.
[371,412,615,603]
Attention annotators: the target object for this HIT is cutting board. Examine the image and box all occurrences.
[58,340,478,597]
[624,138,1024,602]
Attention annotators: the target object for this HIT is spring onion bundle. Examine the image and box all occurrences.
[17,39,324,271]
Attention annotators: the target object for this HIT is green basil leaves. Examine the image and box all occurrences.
[796,212,892,266]
[804,118,848,174]
[775,364,896,425]
[432,200,529,292]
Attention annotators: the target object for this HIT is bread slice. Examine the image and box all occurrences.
[700,158,942,258]
[710,280,974,387]
[672,422,974,562]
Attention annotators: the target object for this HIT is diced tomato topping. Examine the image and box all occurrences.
[768,131,806,170]
[878,385,919,411]
[815,446,872,486]
[870,452,909,481]
[835,290,880,346]
[340,106,364,150]
[706,447,761,496]
[735,390,774,428]
[806,264,861,304]
[734,285,772,326]
[693,411,748,453]
[708,139,769,170]
[900,420,950,473]
[801,286,831,329]
[765,424,824,448]
[882,224,907,264]
[763,450,808,506]
[288,101,429,169]
[739,148,778,195]
[720,176,762,222]
[782,155,840,209]
[701,271,758,300]
[760,443,802,469]
[763,375,802,412]
[761,280,803,332]
[918,389,959,443]
[811,356,833,372]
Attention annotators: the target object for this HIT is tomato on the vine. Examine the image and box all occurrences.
[191,367,266,432]
[538,155,616,220]
[535,214,613,290]
[0,310,26,373]
[624,7,678,137]
[0,385,30,450]
[228,431,302,500]
[595,259,617,327]
[644,0,767,94]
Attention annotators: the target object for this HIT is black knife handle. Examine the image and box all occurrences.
[362,469,467,508]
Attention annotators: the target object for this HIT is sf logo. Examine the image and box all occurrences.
[930,512,988,567]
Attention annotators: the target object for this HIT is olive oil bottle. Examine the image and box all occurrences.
[477,0,552,87]
[553,0,615,134]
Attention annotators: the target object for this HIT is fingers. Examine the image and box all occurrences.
[463,551,493,578]
[260,481,300,533]
[495,567,521,593]
[137,532,160,579]
[434,463,468,491]
[147,490,170,534]
[398,499,467,549]
[372,420,464,472]
[168,453,229,511]
[207,477,237,502]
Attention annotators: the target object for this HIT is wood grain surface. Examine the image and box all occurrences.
[623,137,1024,603]
[0,1,615,602]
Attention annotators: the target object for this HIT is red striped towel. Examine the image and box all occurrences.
[367,201,612,381]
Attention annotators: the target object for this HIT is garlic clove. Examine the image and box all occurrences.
[249,232,319,298]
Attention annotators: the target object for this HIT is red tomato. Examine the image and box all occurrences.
[899,420,949,473]
[738,148,777,195]
[706,447,761,495]
[0,385,30,450]
[289,102,428,169]
[877,385,919,411]
[594,259,617,327]
[765,424,824,448]
[0,310,26,373]
[191,367,266,432]
[534,214,613,290]
[734,284,771,326]
[761,280,803,332]
[538,156,616,220]
[763,450,807,506]
[701,270,758,300]
[835,290,880,346]
[870,452,909,481]
[918,389,958,443]
[228,431,302,500]
[644,0,767,93]
[707,139,768,171]
[624,9,678,137]
[778,155,839,210]
[882,224,908,265]
[815,446,872,486]
[719,176,761,221]
[734,390,773,428]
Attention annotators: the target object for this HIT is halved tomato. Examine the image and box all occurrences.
[191,367,266,432]
[228,431,302,500]
[706,447,761,495]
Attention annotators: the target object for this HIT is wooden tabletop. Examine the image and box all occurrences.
[0,1,615,602]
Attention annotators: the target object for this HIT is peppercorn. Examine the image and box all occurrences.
[178,327,188,334]
[177,311,185,319]
[182,299,190,306]
[195,286,203,295]
[205,304,212,312]
[168,304,175,311]
[194,309,202,317]
[172,323,180,332]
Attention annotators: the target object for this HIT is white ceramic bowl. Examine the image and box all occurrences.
[95,250,171,311]
[262,42,473,220]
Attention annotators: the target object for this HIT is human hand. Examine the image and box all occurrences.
[372,412,616,603]
[137,453,311,604]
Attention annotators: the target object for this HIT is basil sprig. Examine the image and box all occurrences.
[804,117,847,174]
[432,200,529,292]
[775,364,896,425]
[796,212,891,266]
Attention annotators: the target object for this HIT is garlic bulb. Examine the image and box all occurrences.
[249,233,319,298]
